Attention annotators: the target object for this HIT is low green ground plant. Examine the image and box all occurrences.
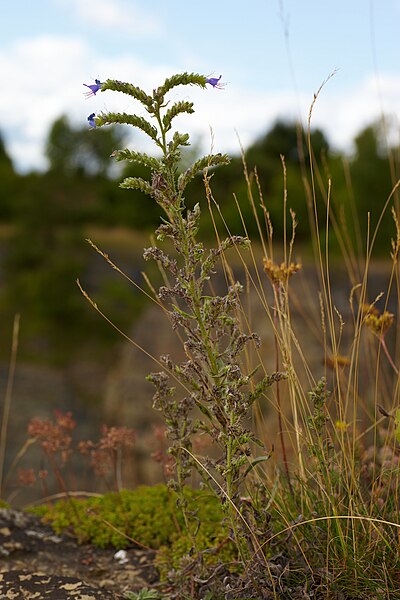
[32,484,235,578]
[31,484,225,547]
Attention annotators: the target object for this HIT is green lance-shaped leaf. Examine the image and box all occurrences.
[178,153,231,191]
[156,73,207,98]
[111,149,162,171]
[194,402,214,421]
[162,101,195,131]
[101,79,153,110]
[97,112,158,142]
[120,177,153,196]
[243,453,273,478]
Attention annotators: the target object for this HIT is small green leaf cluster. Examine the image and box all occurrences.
[306,377,335,473]
[156,527,236,580]
[307,377,330,434]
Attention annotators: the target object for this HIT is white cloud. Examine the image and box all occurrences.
[0,35,173,171]
[7,139,48,172]
[0,36,91,170]
[0,34,399,172]
[57,0,162,35]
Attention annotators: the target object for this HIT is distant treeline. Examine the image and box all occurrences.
[0,116,398,363]
[1,115,399,241]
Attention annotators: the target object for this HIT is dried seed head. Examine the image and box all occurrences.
[361,303,380,317]
[364,310,394,336]
[263,257,302,284]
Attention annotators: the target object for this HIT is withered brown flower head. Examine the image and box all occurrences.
[263,257,302,284]
[364,310,394,337]
[361,303,380,317]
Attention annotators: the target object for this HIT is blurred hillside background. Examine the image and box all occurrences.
[0,0,399,501]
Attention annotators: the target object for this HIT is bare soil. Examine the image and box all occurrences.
[0,507,159,599]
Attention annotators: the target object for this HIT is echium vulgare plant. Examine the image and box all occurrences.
[85,72,284,566]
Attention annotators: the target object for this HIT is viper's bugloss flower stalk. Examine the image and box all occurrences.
[81,71,282,579]
[83,79,103,97]
[206,75,226,89]
[87,113,96,128]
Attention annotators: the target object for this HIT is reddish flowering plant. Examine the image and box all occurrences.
[16,465,49,499]
[151,425,175,479]
[26,410,77,497]
[78,444,113,477]
[27,410,76,463]
[18,412,135,500]
[78,425,136,490]
[98,425,136,451]
[17,468,36,487]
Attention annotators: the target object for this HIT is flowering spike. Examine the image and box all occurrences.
[83,79,103,97]
[206,75,226,89]
[87,113,96,129]
[156,73,207,98]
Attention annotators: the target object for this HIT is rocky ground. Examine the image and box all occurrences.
[0,507,159,599]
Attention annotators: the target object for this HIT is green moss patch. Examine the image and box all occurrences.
[31,484,235,572]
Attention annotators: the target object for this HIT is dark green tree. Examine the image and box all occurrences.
[242,121,330,239]
[0,131,18,219]
[246,121,329,175]
[182,121,331,240]
[350,122,394,248]
[108,160,163,228]
[46,115,126,177]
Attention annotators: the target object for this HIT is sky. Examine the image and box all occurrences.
[1,0,400,172]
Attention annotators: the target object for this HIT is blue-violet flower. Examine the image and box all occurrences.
[83,79,103,97]
[206,75,225,89]
[87,113,96,128]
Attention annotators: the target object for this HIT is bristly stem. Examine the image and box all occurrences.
[91,71,282,571]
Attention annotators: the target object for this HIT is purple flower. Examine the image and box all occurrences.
[206,75,226,89]
[83,79,103,97]
[87,113,96,128]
